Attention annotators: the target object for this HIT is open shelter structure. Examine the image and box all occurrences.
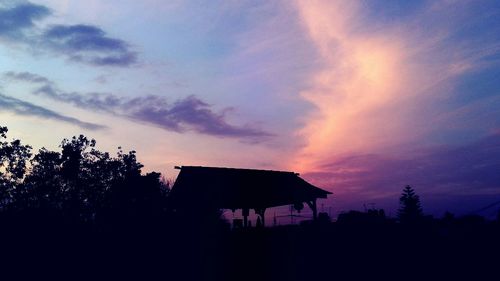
[169,166,332,227]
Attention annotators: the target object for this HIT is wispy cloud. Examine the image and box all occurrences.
[0,93,105,130]
[4,71,51,83]
[291,0,500,172]
[303,132,500,215]
[5,71,273,140]
[310,133,500,194]
[284,0,500,215]
[0,1,137,66]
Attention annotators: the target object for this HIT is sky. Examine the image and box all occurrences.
[1,0,500,219]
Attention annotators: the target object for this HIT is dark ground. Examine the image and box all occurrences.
[1,216,499,281]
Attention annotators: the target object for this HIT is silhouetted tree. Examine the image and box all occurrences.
[18,148,63,210]
[0,125,170,228]
[99,170,170,229]
[0,126,32,210]
[398,185,423,223]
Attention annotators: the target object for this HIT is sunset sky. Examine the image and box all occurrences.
[1,0,500,218]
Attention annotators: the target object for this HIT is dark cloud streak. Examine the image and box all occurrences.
[0,2,50,39]
[33,84,121,111]
[4,71,51,84]
[0,2,136,67]
[42,24,137,66]
[5,71,272,140]
[0,93,105,130]
[127,95,274,138]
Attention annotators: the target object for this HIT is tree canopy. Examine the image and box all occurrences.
[398,185,423,223]
[0,125,170,227]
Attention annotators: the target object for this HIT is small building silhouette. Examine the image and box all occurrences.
[169,166,332,226]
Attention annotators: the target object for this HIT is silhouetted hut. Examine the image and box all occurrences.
[169,166,332,226]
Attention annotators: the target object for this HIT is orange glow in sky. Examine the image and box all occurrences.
[292,0,407,172]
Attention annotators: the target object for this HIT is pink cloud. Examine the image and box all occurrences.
[290,0,500,175]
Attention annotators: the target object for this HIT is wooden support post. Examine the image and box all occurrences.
[306,199,318,220]
[242,208,249,228]
[312,199,317,220]
[255,208,266,227]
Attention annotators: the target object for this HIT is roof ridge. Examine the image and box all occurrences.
[175,165,298,175]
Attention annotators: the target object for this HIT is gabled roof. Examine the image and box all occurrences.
[169,166,332,210]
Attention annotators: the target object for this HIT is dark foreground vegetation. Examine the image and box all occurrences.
[1,125,500,280]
